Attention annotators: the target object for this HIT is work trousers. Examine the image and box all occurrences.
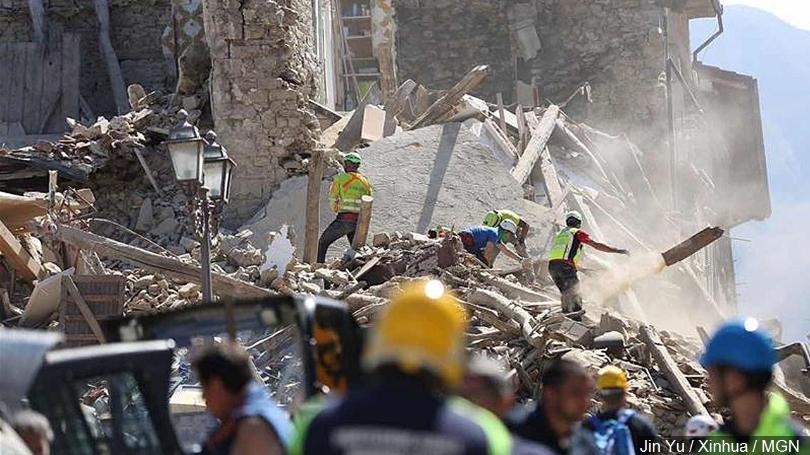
[548,260,582,314]
[317,218,357,263]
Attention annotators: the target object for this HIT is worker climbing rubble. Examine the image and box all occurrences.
[484,210,531,256]
[292,279,553,455]
[460,220,530,268]
[547,211,629,317]
[699,319,810,453]
[580,366,658,455]
[318,152,373,263]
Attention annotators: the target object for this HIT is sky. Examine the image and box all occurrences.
[722,0,810,30]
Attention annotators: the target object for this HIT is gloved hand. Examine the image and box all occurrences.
[616,249,631,256]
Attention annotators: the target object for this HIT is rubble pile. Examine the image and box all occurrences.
[1,68,808,438]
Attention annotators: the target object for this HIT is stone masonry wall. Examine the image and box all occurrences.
[0,0,173,116]
[393,0,673,147]
[392,0,514,101]
[202,0,321,226]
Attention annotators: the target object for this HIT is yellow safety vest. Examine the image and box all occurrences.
[548,227,583,266]
[484,210,522,227]
[328,172,373,213]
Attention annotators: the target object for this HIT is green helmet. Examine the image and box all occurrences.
[483,211,500,227]
[564,210,583,224]
[344,152,362,165]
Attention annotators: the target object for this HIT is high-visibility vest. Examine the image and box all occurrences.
[328,172,372,213]
[704,394,809,455]
[548,227,583,266]
[497,210,521,226]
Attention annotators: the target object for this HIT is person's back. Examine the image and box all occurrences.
[299,374,506,454]
[582,409,657,455]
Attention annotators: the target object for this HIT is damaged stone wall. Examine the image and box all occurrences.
[202,0,321,226]
[392,0,675,147]
[0,0,173,116]
[392,0,514,101]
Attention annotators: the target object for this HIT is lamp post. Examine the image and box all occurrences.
[162,110,235,303]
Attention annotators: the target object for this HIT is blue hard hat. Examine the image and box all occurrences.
[699,318,775,372]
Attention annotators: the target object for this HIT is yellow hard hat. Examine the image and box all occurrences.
[363,279,468,388]
[597,365,628,392]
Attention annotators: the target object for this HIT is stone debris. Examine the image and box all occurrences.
[0,71,807,438]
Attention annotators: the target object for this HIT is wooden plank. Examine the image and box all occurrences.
[60,33,80,122]
[639,325,709,416]
[6,44,28,126]
[22,42,44,134]
[304,149,324,264]
[496,92,507,134]
[516,105,528,154]
[410,65,490,129]
[94,0,129,113]
[0,219,43,282]
[55,226,273,299]
[351,196,374,249]
[662,227,724,266]
[39,35,62,134]
[537,147,565,207]
[62,275,107,344]
[511,105,559,185]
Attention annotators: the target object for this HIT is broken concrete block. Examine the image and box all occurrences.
[597,312,629,337]
[177,282,200,300]
[592,331,625,357]
[180,236,200,252]
[150,217,179,236]
[550,319,594,347]
[133,274,156,291]
[135,198,154,232]
[182,95,201,111]
[372,232,391,248]
[405,232,430,243]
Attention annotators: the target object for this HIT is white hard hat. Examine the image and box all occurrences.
[499,219,518,234]
[685,415,718,438]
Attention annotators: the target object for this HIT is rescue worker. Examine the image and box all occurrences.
[292,279,553,455]
[699,319,810,454]
[507,359,596,455]
[460,220,529,268]
[580,366,658,455]
[318,152,373,263]
[460,355,515,419]
[484,210,530,256]
[192,342,293,455]
[547,211,628,315]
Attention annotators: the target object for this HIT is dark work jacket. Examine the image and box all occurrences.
[295,377,549,455]
[506,402,599,455]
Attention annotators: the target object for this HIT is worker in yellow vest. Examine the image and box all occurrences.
[317,152,373,263]
[547,211,628,316]
[698,319,810,454]
[484,210,530,256]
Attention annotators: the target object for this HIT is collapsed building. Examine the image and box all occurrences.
[1,0,806,438]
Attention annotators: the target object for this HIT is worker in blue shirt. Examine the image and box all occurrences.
[459,220,528,268]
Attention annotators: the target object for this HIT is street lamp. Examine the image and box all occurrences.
[202,131,237,204]
[162,110,235,303]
